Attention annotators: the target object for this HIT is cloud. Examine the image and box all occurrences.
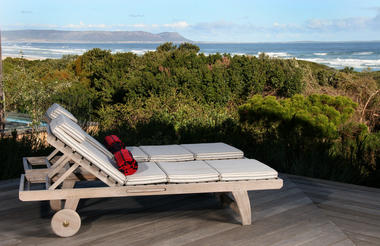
[131,23,147,28]
[59,21,190,30]
[181,9,380,41]
[1,23,59,29]
[305,9,380,32]
[306,17,368,31]
[163,21,189,28]
[271,22,303,32]
[129,14,144,18]
[63,21,109,29]
[191,20,254,34]
[4,8,380,42]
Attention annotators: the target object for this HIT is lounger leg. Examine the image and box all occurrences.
[64,199,80,210]
[50,180,76,211]
[62,180,76,189]
[63,180,80,210]
[232,190,252,225]
[50,200,63,212]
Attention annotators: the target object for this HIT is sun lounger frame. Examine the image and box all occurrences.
[19,151,283,237]
[19,172,282,234]
[19,125,283,237]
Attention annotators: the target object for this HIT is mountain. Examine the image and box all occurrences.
[2,30,191,43]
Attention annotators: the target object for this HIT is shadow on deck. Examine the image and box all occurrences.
[0,175,379,246]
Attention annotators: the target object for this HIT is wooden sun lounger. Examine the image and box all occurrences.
[19,104,283,238]
[19,168,282,238]
[19,134,283,237]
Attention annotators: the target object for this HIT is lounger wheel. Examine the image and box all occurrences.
[51,209,81,237]
[49,200,62,211]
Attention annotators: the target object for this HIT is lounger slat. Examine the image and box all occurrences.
[47,149,60,161]
[47,129,124,185]
[48,156,70,179]
[49,163,80,190]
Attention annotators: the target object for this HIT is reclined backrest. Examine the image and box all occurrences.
[49,115,126,185]
[46,103,114,160]
[46,103,78,123]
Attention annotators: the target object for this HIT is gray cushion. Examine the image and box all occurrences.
[181,142,244,160]
[126,146,150,162]
[205,159,278,181]
[49,115,86,143]
[140,145,194,162]
[46,103,78,123]
[126,162,167,185]
[157,160,219,183]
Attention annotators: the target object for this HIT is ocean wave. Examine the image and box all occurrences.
[231,52,246,56]
[48,48,87,54]
[3,44,155,57]
[257,52,291,57]
[3,45,86,55]
[301,57,380,69]
[129,49,155,55]
[111,49,125,53]
[313,53,327,56]
[352,52,374,55]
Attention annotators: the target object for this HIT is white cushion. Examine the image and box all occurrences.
[126,146,150,162]
[50,115,86,143]
[85,132,115,160]
[48,109,114,160]
[157,160,219,183]
[46,103,78,123]
[126,162,167,185]
[181,142,244,160]
[205,159,278,181]
[140,145,194,162]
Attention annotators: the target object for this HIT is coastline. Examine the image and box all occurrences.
[2,55,46,61]
[2,41,380,71]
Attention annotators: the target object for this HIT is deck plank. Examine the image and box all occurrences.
[2,175,374,245]
[289,175,380,246]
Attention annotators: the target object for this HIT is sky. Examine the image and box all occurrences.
[0,0,380,42]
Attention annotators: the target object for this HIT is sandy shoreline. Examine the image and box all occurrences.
[2,55,49,61]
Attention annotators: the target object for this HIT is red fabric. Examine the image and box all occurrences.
[114,149,138,176]
[104,135,124,154]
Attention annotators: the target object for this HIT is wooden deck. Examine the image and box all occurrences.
[0,174,379,246]
[289,175,380,246]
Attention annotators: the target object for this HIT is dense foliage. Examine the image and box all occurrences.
[239,94,379,185]
[1,43,379,187]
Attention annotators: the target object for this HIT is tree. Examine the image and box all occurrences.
[156,42,176,52]
[178,43,200,53]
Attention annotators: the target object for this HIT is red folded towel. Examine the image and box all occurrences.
[104,135,124,154]
[114,149,138,176]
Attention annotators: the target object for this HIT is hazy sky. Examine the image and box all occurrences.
[1,0,379,42]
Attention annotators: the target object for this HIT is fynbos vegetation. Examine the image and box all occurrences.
[2,43,379,187]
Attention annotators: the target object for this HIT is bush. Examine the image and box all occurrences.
[239,94,379,187]
[0,132,52,180]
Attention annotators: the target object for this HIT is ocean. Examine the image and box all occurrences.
[3,41,380,71]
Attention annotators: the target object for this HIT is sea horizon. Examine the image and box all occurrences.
[3,40,380,71]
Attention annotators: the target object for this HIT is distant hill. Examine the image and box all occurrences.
[2,30,191,43]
